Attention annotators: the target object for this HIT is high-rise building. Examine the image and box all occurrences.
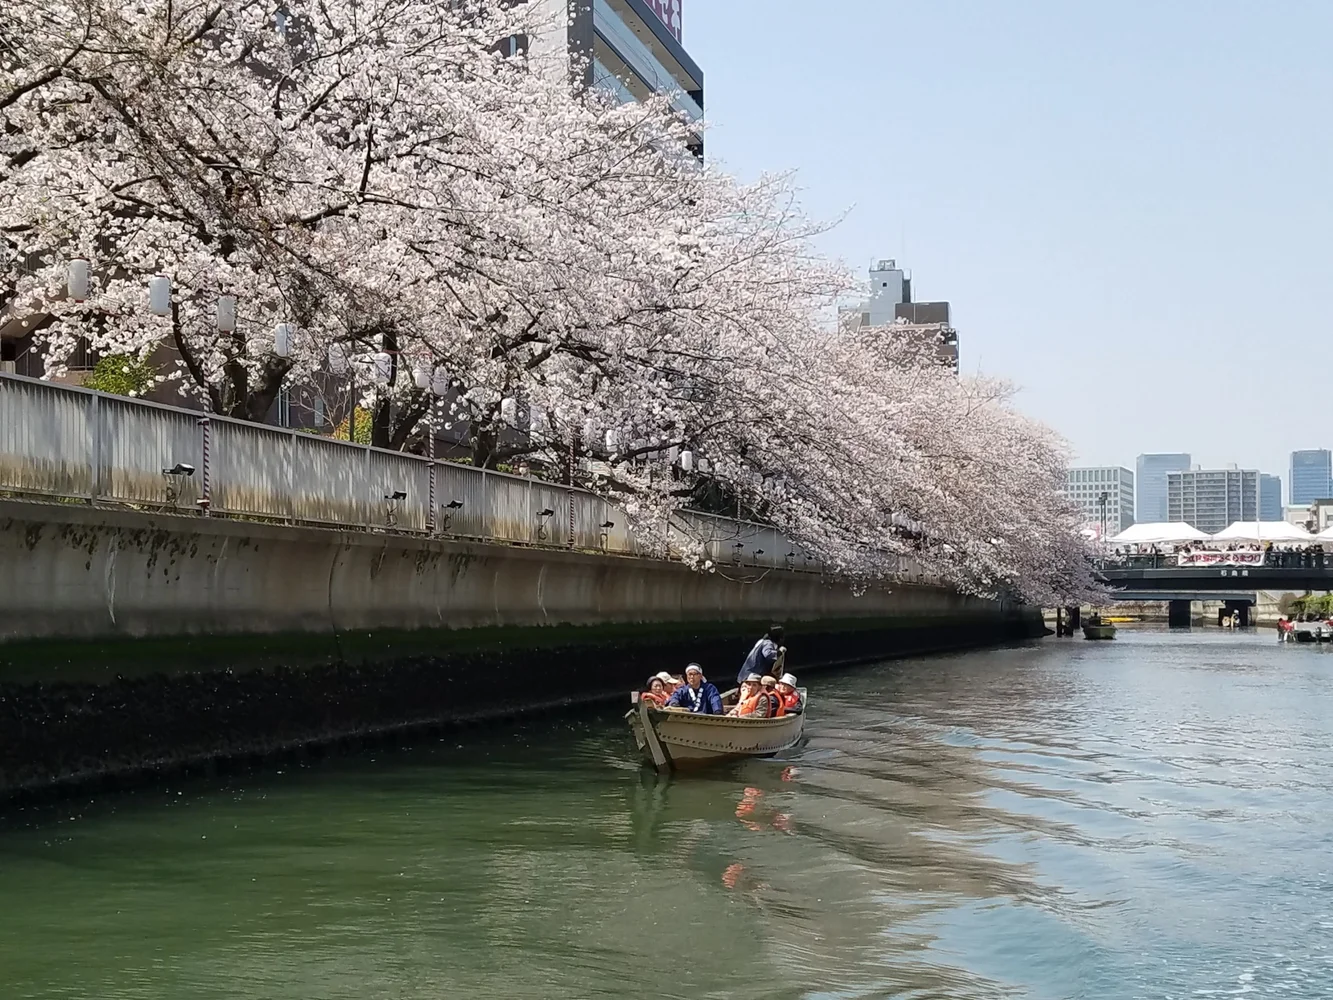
[532,0,704,157]
[1063,467,1135,535]
[1167,466,1258,535]
[1259,474,1283,521]
[839,260,959,370]
[1289,449,1332,506]
[1135,453,1191,524]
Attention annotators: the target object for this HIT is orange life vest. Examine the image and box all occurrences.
[766,691,785,717]
[642,690,669,708]
[734,691,767,717]
[779,690,801,712]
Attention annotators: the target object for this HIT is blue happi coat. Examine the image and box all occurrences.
[666,681,723,715]
[737,637,780,684]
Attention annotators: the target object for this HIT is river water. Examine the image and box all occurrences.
[3,627,1333,999]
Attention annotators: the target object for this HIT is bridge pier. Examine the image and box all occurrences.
[1168,600,1192,628]
[1055,606,1083,636]
[1220,601,1251,628]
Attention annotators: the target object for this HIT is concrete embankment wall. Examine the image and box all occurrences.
[0,499,1041,799]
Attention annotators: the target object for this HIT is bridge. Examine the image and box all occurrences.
[1098,565,1333,626]
[1099,566,1333,590]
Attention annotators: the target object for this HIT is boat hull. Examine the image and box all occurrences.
[628,694,806,771]
[1082,624,1117,640]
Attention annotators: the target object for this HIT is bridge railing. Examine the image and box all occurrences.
[0,373,849,575]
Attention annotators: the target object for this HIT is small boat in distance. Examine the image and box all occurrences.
[1082,613,1117,640]
[627,689,807,772]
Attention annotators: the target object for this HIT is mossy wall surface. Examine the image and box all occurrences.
[0,499,1042,799]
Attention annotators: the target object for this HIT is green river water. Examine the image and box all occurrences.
[2,627,1331,999]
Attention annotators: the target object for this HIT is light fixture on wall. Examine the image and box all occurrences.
[148,275,171,316]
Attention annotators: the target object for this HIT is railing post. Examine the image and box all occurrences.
[480,469,489,541]
[197,414,211,515]
[428,459,438,535]
[285,430,297,524]
[363,443,372,529]
[88,392,103,503]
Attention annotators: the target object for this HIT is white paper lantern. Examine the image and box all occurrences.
[698,457,709,474]
[273,323,293,358]
[500,397,517,423]
[680,449,694,472]
[216,294,237,332]
[328,343,348,375]
[431,368,449,397]
[372,351,392,385]
[604,429,619,452]
[582,417,597,442]
[413,366,430,391]
[67,258,90,301]
[148,275,171,316]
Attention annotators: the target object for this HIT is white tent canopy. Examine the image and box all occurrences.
[1211,520,1314,542]
[1107,522,1211,545]
[1315,524,1333,542]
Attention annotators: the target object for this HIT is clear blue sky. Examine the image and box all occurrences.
[685,1,1333,492]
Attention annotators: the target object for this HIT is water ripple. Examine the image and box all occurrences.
[2,627,1332,998]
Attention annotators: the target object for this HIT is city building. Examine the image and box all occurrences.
[532,0,704,158]
[1288,449,1332,506]
[1167,466,1258,535]
[1135,453,1191,524]
[1064,467,1135,536]
[1259,473,1283,522]
[839,259,959,370]
[1284,500,1333,532]
[1284,504,1312,529]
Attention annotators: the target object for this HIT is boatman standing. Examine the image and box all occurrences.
[737,625,785,685]
[666,663,723,715]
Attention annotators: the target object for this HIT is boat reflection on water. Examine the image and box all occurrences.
[617,736,1049,998]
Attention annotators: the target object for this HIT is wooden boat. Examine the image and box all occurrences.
[1082,614,1116,640]
[627,689,807,772]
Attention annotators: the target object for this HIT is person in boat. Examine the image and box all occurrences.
[760,675,785,717]
[736,625,786,685]
[665,663,723,715]
[641,673,674,707]
[775,673,802,713]
[728,673,771,718]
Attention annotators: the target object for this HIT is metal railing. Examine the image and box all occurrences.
[0,374,854,574]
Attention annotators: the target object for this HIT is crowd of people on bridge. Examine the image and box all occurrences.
[1101,542,1329,570]
[638,626,804,718]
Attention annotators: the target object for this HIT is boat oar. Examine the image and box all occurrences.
[637,698,673,773]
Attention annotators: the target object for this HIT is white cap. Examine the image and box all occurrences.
[780,673,798,687]
[654,671,675,683]
[744,672,763,683]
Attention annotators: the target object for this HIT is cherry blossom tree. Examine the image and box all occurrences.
[1,0,1096,603]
